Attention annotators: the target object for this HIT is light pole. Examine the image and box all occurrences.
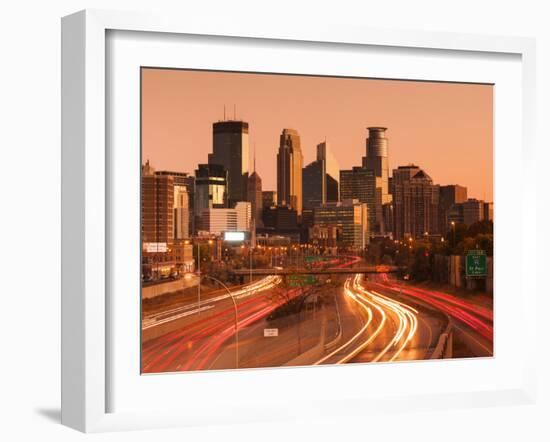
[200,274,239,369]
[187,239,202,314]
[451,221,456,249]
[249,244,253,284]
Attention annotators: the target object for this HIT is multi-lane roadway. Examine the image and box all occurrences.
[141,257,493,373]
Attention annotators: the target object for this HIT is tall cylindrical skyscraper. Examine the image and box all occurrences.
[362,127,391,233]
[363,127,389,184]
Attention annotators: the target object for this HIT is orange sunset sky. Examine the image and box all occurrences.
[142,68,493,201]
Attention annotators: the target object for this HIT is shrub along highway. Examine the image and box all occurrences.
[141,257,493,373]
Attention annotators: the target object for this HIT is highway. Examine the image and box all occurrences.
[141,257,492,373]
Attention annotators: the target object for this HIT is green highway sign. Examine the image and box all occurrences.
[466,250,487,277]
[288,274,318,286]
[304,256,324,263]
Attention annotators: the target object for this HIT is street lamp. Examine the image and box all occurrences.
[451,221,456,248]
[198,274,240,369]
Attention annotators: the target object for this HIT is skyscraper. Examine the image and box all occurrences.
[339,167,377,235]
[362,127,390,193]
[316,141,339,202]
[313,200,369,249]
[141,161,174,244]
[316,141,340,184]
[392,166,440,239]
[362,127,392,233]
[247,156,263,229]
[208,120,249,206]
[277,128,303,215]
[302,159,326,209]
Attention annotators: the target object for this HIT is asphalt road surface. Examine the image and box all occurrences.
[142,260,492,373]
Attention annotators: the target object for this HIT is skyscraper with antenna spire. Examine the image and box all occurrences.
[247,144,263,228]
[209,109,249,206]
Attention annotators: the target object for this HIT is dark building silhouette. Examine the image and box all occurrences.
[262,205,298,231]
[262,190,277,208]
[326,175,339,203]
[208,120,249,206]
[302,159,326,209]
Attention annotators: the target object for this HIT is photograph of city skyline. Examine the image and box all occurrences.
[141,68,494,374]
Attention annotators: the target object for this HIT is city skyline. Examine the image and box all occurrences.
[140,68,494,373]
[142,68,493,200]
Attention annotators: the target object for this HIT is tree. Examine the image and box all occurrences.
[467,220,493,237]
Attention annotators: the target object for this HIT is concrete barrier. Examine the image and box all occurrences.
[324,293,343,351]
[142,276,198,299]
[430,320,453,359]
[284,316,327,367]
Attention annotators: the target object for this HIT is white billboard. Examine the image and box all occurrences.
[223,231,246,242]
[143,242,168,253]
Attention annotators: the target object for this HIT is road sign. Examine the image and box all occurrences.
[264,328,278,337]
[143,242,167,253]
[466,250,487,277]
[288,274,317,287]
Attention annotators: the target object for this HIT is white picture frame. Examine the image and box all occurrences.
[61,9,537,433]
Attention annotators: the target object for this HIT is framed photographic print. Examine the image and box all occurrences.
[61,9,537,433]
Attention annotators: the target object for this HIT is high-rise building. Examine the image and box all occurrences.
[362,127,391,204]
[156,170,195,237]
[448,199,493,227]
[392,164,421,185]
[392,166,440,239]
[462,198,485,226]
[447,204,464,226]
[208,120,249,206]
[141,161,174,244]
[316,141,339,203]
[173,185,190,239]
[262,190,277,208]
[247,169,263,229]
[194,164,228,222]
[439,185,467,233]
[277,128,303,215]
[302,159,326,209]
[313,200,369,249]
[199,202,251,236]
[340,167,377,234]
